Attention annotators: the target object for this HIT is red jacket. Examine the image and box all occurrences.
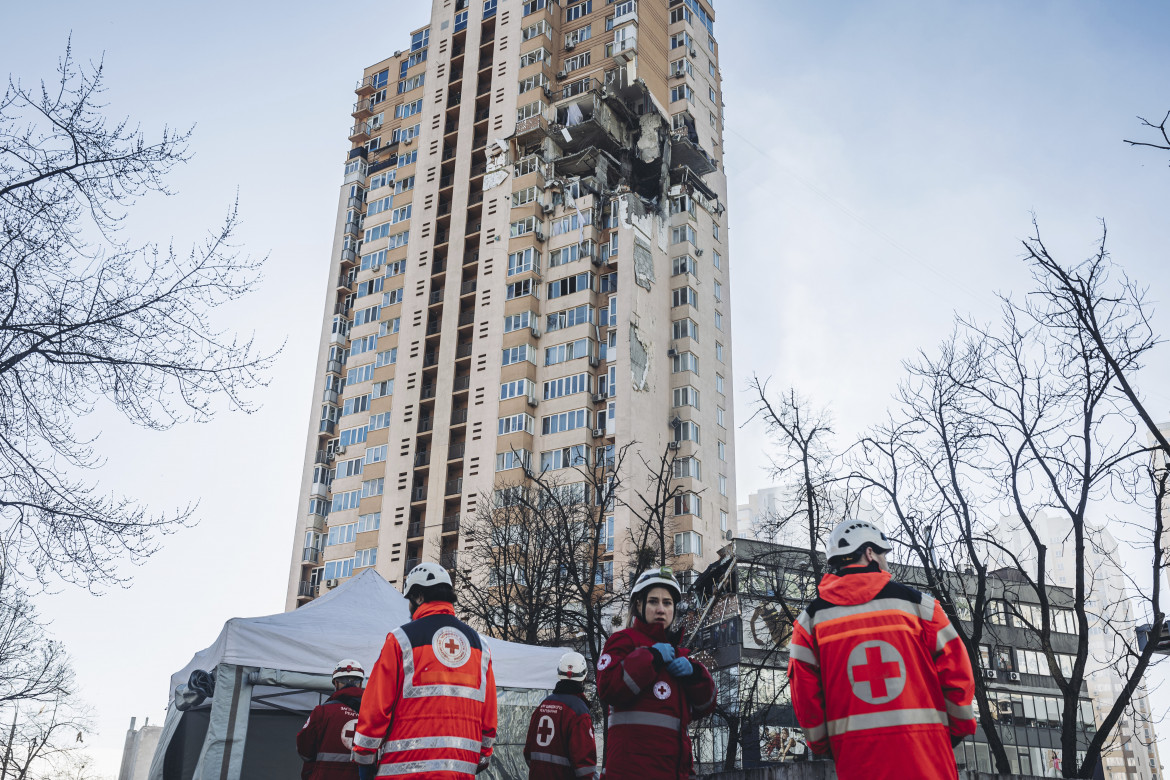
[523,689,598,780]
[788,566,977,780]
[296,686,364,780]
[597,619,716,780]
[353,602,498,778]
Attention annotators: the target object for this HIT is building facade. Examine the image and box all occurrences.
[681,539,1099,776]
[286,0,734,608]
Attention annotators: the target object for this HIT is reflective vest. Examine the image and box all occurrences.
[596,619,716,780]
[788,567,977,780]
[523,691,598,780]
[296,687,364,780]
[353,602,498,779]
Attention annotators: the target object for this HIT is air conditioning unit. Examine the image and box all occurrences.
[724,529,733,541]
[1009,672,1021,682]
[667,348,679,357]
[592,428,605,438]
[326,451,337,461]
[534,230,546,242]
[527,395,539,408]
[983,669,997,680]
[688,48,697,58]
[695,248,704,256]
[669,416,682,427]
[556,70,568,80]
[403,137,414,146]
[592,393,607,404]
[542,203,555,214]
[565,41,576,51]
[394,50,404,58]
[667,441,681,451]
[543,86,555,99]
[336,446,347,456]
[530,325,541,338]
[325,579,339,589]
[588,356,600,367]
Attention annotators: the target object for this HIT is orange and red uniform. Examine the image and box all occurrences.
[296,686,364,780]
[788,566,976,780]
[353,602,497,778]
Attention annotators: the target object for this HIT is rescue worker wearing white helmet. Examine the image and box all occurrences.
[522,652,598,780]
[296,659,366,780]
[596,567,716,780]
[788,519,977,780]
[352,562,498,778]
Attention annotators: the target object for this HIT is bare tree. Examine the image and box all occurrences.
[851,223,1168,777]
[0,689,95,780]
[0,43,276,589]
[1123,110,1170,159]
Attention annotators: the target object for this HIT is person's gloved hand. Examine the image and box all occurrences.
[666,656,693,677]
[477,755,491,774]
[650,642,676,664]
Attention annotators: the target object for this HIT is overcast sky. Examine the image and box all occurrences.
[7,0,1170,774]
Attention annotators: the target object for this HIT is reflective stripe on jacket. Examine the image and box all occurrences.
[788,567,977,780]
[353,602,498,779]
[296,686,363,780]
[523,692,598,780]
[597,618,716,780]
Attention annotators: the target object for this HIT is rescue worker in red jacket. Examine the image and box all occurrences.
[597,568,716,780]
[296,659,366,780]
[523,652,598,780]
[788,520,977,780]
[352,562,498,778]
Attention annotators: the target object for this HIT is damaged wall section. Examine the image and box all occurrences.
[628,322,650,393]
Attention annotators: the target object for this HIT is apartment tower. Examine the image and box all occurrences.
[286,0,733,608]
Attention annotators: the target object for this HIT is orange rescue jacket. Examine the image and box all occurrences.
[788,566,976,780]
[353,602,498,779]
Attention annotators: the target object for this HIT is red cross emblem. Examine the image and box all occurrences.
[535,715,555,747]
[432,627,472,668]
[847,640,905,704]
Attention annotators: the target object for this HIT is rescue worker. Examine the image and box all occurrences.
[296,659,366,780]
[523,652,598,780]
[788,520,977,780]
[352,562,498,777]
[597,567,716,780]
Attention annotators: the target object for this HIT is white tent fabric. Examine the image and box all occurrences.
[170,568,565,696]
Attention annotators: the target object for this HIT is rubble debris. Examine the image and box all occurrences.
[629,323,650,392]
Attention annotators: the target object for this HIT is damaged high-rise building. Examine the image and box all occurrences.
[286,0,735,608]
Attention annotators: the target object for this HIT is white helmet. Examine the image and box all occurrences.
[824,520,891,563]
[332,659,365,683]
[404,561,452,599]
[557,652,588,681]
[630,566,682,603]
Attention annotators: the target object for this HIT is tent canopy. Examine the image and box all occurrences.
[170,568,565,697]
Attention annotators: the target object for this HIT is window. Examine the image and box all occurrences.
[506,278,537,300]
[719,474,727,496]
[372,380,393,399]
[565,0,591,22]
[397,150,417,168]
[674,494,702,517]
[713,249,722,270]
[364,445,387,465]
[500,378,537,401]
[502,344,537,366]
[347,363,375,385]
[398,74,425,94]
[552,212,590,236]
[382,287,404,306]
[720,511,728,532]
[670,6,691,24]
[395,176,415,193]
[323,557,356,581]
[673,456,701,479]
[331,489,362,513]
[512,186,540,207]
[391,123,421,144]
[395,99,423,119]
[375,348,397,368]
[518,73,549,94]
[716,342,724,362]
[326,524,354,549]
[672,255,698,277]
[495,449,532,473]
[335,457,363,479]
[566,25,592,46]
[673,386,699,409]
[671,225,697,245]
[519,47,550,68]
[508,247,540,275]
[549,243,583,267]
[547,272,593,299]
[517,100,546,122]
[371,69,390,89]
[714,311,723,331]
[670,58,693,77]
[717,440,726,461]
[369,412,391,431]
[541,445,588,471]
[366,196,392,217]
[381,318,400,335]
[342,394,371,417]
[542,408,590,434]
[391,205,412,223]
[354,547,378,568]
[522,0,547,16]
[674,531,702,555]
[522,18,551,39]
[717,407,725,428]
[670,84,694,104]
[545,337,592,365]
[714,280,723,302]
[670,32,692,50]
[543,372,591,400]
[510,216,538,236]
[499,413,536,435]
[547,303,593,332]
[361,478,384,498]
[599,272,617,293]
[504,311,534,333]
[564,52,591,72]
[716,373,725,395]
[671,351,698,374]
[385,259,406,278]
[672,318,699,341]
[675,420,700,443]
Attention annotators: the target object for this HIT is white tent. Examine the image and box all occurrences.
[149,570,566,780]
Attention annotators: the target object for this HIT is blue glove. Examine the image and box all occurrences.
[651,642,676,664]
[666,656,693,677]
[358,765,378,780]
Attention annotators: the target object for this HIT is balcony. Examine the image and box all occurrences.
[349,122,372,143]
[322,388,339,405]
[414,450,431,467]
[343,221,361,239]
[561,77,599,101]
[459,280,477,296]
[319,419,336,436]
[329,329,349,346]
[420,384,437,400]
[340,247,357,264]
[448,442,466,460]
[450,408,468,425]
[314,450,330,465]
[337,273,355,291]
[453,375,470,392]
[445,477,464,496]
[405,557,421,571]
[310,480,331,497]
[455,343,473,359]
[457,310,475,326]
[297,581,318,599]
[429,289,445,305]
[442,515,461,534]
[408,521,424,538]
[412,487,428,502]
[513,114,549,143]
[355,74,378,96]
[426,320,442,336]
[353,98,374,118]
[440,551,459,570]
[302,547,320,564]
[326,359,344,375]
[423,352,439,368]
